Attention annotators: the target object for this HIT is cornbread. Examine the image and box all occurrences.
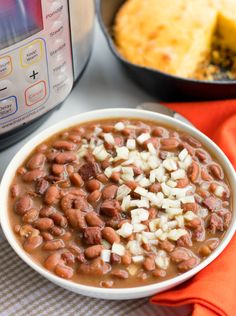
[114,0,236,78]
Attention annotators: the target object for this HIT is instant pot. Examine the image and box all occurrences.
[0,0,94,149]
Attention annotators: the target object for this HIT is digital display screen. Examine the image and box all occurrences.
[0,0,43,50]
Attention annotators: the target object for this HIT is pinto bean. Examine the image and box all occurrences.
[187,162,199,183]
[85,245,103,259]
[102,185,118,200]
[10,183,20,198]
[143,257,155,271]
[87,190,102,203]
[34,218,54,230]
[209,164,224,180]
[50,226,64,236]
[176,178,189,188]
[125,181,138,191]
[196,150,208,162]
[61,252,75,266]
[35,178,49,195]
[160,138,179,150]
[102,227,120,244]
[83,227,102,245]
[177,257,198,272]
[60,194,90,212]
[203,196,221,211]
[159,240,175,252]
[70,173,84,187]
[100,199,121,217]
[43,239,65,251]
[96,173,108,184]
[15,195,32,215]
[201,168,212,181]
[181,135,202,148]
[44,185,60,205]
[55,152,77,164]
[111,269,128,279]
[20,225,40,238]
[50,212,67,227]
[208,213,224,234]
[86,179,100,192]
[22,208,39,223]
[55,264,74,279]
[27,153,45,170]
[169,247,191,263]
[78,258,110,276]
[121,251,132,266]
[110,172,120,182]
[198,245,211,257]
[182,203,198,213]
[39,206,55,217]
[53,140,76,151]
[22,169,45,182]
[152,269,167,278]
[85,212,104,228]
[65,209,87,230]
[177,233,193,247]
[100,280,114,288]
[23,235,43,252]
[149,183,161,193]
[52,164,64,175]
[44,252,61,270]
[41,232,54,241]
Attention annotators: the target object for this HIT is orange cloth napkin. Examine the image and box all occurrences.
[151,99,236,316]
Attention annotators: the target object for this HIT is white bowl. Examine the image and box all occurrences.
[1,108,236,300]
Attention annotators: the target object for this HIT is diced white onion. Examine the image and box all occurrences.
[127,139,136,150]
[137,133,150,144]
[114,122,125,131]
[117,222,133,238]
[111,243,125,256]
[101,249,111,262]
[132,255,144,263]
[167,229,187,241]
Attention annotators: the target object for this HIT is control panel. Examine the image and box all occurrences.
[0,0,73,135]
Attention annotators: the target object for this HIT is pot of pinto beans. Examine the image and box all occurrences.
[1,108,236,299]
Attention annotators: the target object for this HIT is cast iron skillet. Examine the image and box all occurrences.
[96,0,236,101]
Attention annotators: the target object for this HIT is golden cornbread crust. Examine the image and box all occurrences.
[114,0,236,80]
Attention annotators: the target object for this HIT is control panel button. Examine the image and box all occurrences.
[25,81,46,106]
[46,1,63,21]
[0,56,12,79]
[53,74,69,94]
[0,96,17,120]
[0,80,12,98]
[20,40,43,67]
[25,65,41,83]
[49,39,66,57]
[49,20,63,39]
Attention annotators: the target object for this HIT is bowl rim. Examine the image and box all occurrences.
[96,0,236,85]
[1,107,236,296]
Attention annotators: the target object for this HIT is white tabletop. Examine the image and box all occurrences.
[0,20,154,179]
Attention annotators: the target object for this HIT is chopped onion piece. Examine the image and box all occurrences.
[180,196,195,203]
[137,133,150,144]
[147,143,156,155]
[142,231,156,240]
[117,222,133,238]
[116,184,131,200]
[116,146,129,160]
[162,198,181,209]
[133,223,146,233]
[127,139,136,150]
[101,249,111,262]
[171,169,186,180]
[184,211,198,221]
[178,148,188,161]
[127,240,143,255]
[134,186,148,197]
[131,208,149,223]
[168,229,187,241]
[155,251,170,269]
[101,239,111,249]
[114,122,125,131]
[103,133,115,145]
[163,158,177,171]
[149,219,160,232]
[214,185,224,197]
[112,243,125,256]
[132,255,144,263]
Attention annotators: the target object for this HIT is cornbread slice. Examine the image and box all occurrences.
[114,0,236,78]
[218,0,236,52]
